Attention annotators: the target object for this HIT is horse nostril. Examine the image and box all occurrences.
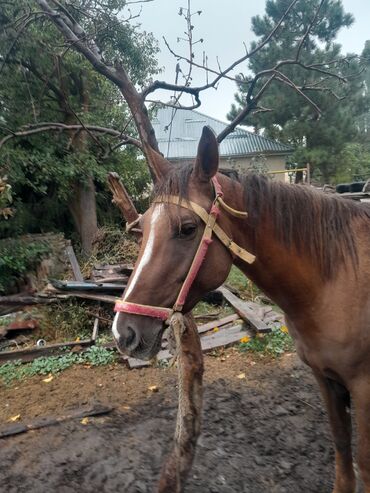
[125,326,136,348]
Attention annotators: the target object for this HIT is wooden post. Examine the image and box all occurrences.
[107,172,141,237]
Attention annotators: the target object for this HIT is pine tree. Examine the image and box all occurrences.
[228,0,369,183]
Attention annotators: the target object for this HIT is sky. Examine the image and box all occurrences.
[136,0,370,122]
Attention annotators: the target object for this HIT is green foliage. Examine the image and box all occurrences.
[239,326,294,357]
[0,346,116,386]
[337,142,370,182]
[0,239,50,293]
[0,0,157,241]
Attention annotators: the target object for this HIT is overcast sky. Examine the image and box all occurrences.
[137,0,370,122]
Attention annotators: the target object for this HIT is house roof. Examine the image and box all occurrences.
[152,107,293,160]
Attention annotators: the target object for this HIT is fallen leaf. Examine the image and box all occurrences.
[43,375,54,383]
[75,336,81,342]
[81,417,89,425]
[122,405,131,411]
[237,373,246,379]
[212,327,219,332]
[9,414,21,422]
[240,336,250,344]
[148,385,159,392]
[280,325,289,334]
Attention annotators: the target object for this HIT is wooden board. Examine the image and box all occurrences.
[0,339,93,364]
[200,324,251,351]
[196,313,239,334]
[65,245,83,282]
[218,286,270,333]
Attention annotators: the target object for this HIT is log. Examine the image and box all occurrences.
[219,286,270,333]
[0,404,113,439]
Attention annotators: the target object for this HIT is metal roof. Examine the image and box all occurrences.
[152,107,293,160]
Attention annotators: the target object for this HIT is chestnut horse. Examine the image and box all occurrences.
[113,127,370,493]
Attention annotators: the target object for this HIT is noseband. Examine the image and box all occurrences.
[114,176,255,322]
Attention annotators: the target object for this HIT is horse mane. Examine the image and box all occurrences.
[154,164,370,279]
[242,173,370,279]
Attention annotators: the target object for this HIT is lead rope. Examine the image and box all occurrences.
[157,312,203,493]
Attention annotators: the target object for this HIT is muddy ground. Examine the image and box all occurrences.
[0,350,351,493]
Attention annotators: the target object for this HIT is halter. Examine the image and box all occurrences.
[114,176,256,321]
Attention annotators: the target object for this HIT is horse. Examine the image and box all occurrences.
[112,126,370,493]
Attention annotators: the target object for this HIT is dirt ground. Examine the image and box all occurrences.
[0,350,347,493]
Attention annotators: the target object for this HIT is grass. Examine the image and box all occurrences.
[0,346,116,386]
[239,325,294,358]
[225,266,261,300]
[192,301,233,319]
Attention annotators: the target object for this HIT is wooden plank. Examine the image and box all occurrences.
[91,317,99,342]
[218,286,270,333]
[49,279,126,292]
[200,324,251,352]
[197,313,239,334]
[0,405,113,439]
[65,245,83,282]
[44,287,117,304]
[0,339,93,364]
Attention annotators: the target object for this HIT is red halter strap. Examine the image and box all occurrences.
[114,176,255,321]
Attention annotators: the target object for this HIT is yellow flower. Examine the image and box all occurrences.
[213,327,219,332]
[240,336,250,344]
[280,325,289,334]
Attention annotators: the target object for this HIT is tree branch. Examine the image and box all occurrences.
[0,123,142,151]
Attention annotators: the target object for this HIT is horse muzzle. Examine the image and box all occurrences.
[112,312,165,360]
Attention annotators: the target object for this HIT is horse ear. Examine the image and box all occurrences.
[193,126,219,182]
[145,146,171,183]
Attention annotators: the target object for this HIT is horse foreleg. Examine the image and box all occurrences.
[352,377,370,493]
[313,371,356,493]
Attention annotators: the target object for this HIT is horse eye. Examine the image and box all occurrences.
[179,223,197,238]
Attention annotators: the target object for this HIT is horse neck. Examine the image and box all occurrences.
[235,221,321,315]
[220,178,322,315]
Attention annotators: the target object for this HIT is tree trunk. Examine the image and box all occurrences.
[61,68,98,255]
[68,176,98,255]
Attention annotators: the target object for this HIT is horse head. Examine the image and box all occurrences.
[112,127,246,359]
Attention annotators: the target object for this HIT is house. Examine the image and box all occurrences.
[152,107,294,180]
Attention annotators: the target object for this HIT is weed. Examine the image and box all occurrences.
[0,346,116,386]
[239,326,294,358]
[38,300,94,342]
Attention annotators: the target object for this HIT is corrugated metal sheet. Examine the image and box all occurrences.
[152,107,293,160]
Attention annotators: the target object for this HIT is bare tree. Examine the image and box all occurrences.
[1,0,363,181]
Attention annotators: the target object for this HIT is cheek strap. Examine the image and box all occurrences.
[114,176,255,320]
